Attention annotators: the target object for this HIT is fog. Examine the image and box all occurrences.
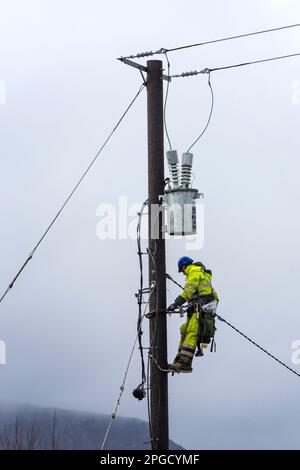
[0,0,300,449]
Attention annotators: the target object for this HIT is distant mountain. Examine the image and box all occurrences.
[0,404,183,450]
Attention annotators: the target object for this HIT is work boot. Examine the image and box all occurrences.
[168,355,193,373]
[173,353,181,363]
[168,362,193,373]
[167,354,181,372]
[168,362,182,373]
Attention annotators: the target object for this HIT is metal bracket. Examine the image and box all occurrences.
[118,58,171,82]
[146,309,166,319]
[139,69,147,86]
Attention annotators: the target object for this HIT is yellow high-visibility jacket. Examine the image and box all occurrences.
[179,264,218,302]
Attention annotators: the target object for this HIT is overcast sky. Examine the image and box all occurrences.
[0,0,300,450]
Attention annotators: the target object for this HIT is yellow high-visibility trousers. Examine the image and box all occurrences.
[178,313,198,359]
[177,313,209,361]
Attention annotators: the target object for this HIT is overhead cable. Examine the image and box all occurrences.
[100,286,155,451]
[186,72,214,153]
[135,199,149,397]
[171,51,300,78]
[0,82,146,306]
[120,23,300,60]
[166,275,300,380]
[146,245,160,448]
[163,52,173,150]
[164,23,300,54]
[217,314,300,379]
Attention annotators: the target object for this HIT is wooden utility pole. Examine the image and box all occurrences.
[147,60,169,450]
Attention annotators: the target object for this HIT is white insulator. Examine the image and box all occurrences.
[167,150,180,187]
[181,152,193,187]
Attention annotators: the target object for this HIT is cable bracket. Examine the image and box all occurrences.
[118,57,171,82]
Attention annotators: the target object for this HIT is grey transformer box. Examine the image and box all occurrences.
[163,150,202,236]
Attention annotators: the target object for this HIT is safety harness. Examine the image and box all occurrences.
[187,265,218,357]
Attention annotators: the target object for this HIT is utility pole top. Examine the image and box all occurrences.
[118,57,171,82]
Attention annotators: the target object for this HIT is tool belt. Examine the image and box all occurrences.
[186,294,217,355]
[186,293,216,316]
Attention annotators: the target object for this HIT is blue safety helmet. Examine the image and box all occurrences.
[178,256,193,273]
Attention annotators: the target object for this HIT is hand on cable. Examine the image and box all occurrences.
[168,303,177,312]
[168,296,186,312]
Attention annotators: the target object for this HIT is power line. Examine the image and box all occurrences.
[135,201,157,444]
[163,52,172,150]
[186,72,214,153]
[135,205,165,445]
[166,275,300,380]
[217,314,300,379]
[135,199,149,397]
[147,245,161,448]
[165,23,300,54]
[171,51,300,78]
[209,51,300,73]
[120,23,300,60]
[0,82,146,306]
[100,286,155,450]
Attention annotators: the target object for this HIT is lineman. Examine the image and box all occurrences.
[168,256,219,373]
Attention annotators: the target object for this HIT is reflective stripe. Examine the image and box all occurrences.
[198,283,210,289]
[185,283,197,288]
[184,285,196,291]
[184,288,195,295]
[180,349,194,358]
[182,344,195,352]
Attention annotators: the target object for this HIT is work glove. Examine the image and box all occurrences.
[174,295,186,307]
[168,303,177,312]
[168,296,186,312]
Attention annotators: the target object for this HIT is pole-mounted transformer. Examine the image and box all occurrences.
[163,150,201,236]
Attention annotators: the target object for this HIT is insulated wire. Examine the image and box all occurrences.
[171,51,300,78]
[166,275,300,380]
[0,82,146,306]
[100,286,155,451]
[146,339,154,446]
[164,23,300,53]
[136,200,155,445]
[136,199,148,389]
[121,23,300,59]
[208,51,300,72]
[216,314,300,379]
[147,244,162,450]
[186,72,214,153]
[163,52,172,151]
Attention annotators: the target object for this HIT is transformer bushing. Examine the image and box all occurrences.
[181,152,193,187]
[166,150,180,187]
